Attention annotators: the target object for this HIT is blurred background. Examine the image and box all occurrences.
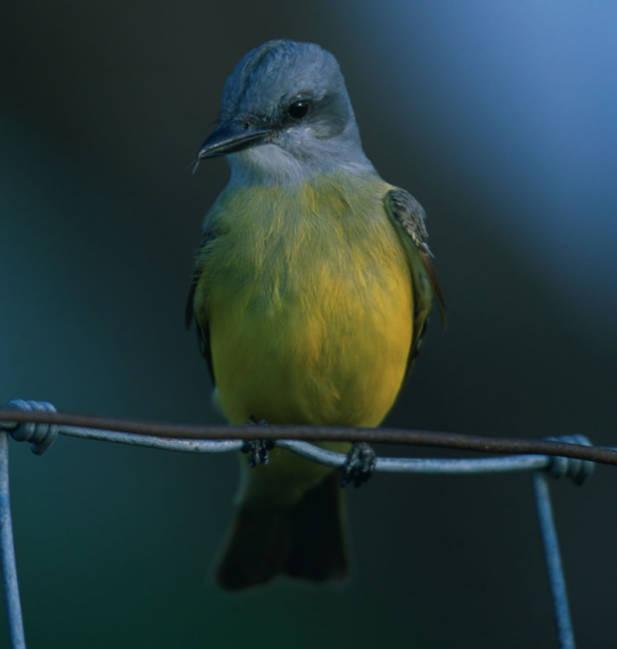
[1,1,616,647]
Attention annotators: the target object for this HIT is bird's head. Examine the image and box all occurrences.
[196,40,372,183]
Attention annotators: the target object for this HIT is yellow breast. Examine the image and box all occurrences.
[195,173,413,428]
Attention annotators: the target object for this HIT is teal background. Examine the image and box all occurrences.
[1,1,616,647]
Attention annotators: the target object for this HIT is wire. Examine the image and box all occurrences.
[0,407,615,466]
[0,433,26,649]
[534,473,576,649]
[0,399,604,649]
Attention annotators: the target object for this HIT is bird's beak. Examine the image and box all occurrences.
[197,121,271,159]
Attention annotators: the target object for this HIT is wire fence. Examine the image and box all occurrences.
[0,399,613,649]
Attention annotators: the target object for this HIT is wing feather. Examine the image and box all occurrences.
[185,228,217,384]
[384,188,445,367]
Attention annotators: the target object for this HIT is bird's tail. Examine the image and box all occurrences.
[215,473,348,590]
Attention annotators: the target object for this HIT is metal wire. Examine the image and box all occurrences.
[0,433,26,649]
[0,400,606,649]
[0,423,588,476]
[25,426,555,473]
[534,472,575,649]
[0,406,616,466]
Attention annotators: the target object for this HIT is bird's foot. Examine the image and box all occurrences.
[243,418,274,467]
[341,442,376,487]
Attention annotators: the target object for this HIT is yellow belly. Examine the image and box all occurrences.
[211,273,411,427]
[199,176,413,429]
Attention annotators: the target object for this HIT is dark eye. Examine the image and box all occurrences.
[287,99,311,120]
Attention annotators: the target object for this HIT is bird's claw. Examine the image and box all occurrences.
[242,439,273,467]
[341,442,376,487]
[243,418,274,467]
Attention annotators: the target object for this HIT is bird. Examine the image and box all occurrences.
[186,39,444,591]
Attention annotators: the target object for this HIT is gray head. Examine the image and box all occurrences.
[197,40,373,183]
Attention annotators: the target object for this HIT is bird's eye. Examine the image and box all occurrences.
[287,99,311,120]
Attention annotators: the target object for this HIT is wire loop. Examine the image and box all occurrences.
[6,400,59,455]
[545,435,594,485]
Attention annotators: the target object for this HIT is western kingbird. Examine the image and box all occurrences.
[187,39,443,590]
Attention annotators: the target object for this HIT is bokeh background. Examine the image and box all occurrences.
[1,1,616,647]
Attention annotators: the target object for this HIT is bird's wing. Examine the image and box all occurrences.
[384,188,445,367]
[185,226,217,384]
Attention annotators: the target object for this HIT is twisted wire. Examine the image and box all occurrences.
[5,400,58,455]
[545,435,595,485]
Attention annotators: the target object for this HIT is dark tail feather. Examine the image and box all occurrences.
[215,505,292,590]
[216,473,348,591]
[285,473,348,581]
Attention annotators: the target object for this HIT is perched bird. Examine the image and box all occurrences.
[187,39,443,590]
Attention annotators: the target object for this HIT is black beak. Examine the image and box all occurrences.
[197,121,271,160]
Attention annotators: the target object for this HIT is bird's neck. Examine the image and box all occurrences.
[227,143,375,188]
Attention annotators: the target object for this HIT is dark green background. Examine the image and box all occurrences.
[1,1,616,647]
